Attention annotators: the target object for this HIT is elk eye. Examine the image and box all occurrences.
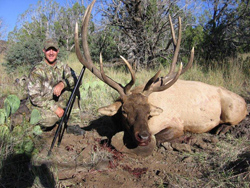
[148,115,152,120]
[122,110,127,117]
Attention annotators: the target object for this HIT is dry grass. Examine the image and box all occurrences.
[64,53,250,112]
[0,52,249,112]
[0,52,249,187]
[0,54,30,98]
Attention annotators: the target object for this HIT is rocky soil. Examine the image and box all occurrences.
[1,105,249,188]
[30,104,250,188]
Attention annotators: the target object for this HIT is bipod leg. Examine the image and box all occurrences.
[47,121,64,156]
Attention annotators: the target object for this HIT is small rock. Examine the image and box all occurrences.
[94,160,110,171]
[161,142,173,151]
[210,137,219,144]
[182,156,193,163]
[171,143,192,153]
[158,147,166,154]
[196,141,208,149]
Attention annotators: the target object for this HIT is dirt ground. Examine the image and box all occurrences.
[24,103,249,188]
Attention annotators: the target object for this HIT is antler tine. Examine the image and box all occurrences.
[162,18,194,85]
[169,15,177,46]
[99,54,136,96]
[162,47,194,86]
[81,0,95,65]
[75,0,134,97]
[143,70,161,93]
[99,54,126,96]
[163,16,194,84]
[75,23,86,66]
[153,63,183,92]
[164,16,182,81]
[120,56,136,94]
[75,0,101,79]
[180,47,194,75]
[143,16,194,96]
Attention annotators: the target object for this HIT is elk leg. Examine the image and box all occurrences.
[214,124,232,135]
[155,127,184,146]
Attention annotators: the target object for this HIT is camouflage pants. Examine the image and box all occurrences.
[36,91,81,128]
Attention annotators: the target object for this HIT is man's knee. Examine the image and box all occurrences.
[39,117,58,127]
[38,110,59,127]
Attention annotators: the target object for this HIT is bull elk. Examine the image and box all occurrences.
[75,0,248,155]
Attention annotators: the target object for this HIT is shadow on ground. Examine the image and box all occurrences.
[224,151,250,176]
[0,153,55,188]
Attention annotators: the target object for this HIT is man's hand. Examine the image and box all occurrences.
[55,106,64,118]
[53,82,64,97]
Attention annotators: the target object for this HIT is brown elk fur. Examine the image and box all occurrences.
[75,0,248,155]
[98,80,247,146]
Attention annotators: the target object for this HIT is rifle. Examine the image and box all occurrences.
[48,66,86,156]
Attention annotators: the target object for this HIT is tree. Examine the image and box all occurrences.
[198,0,250,63]
[54,2,87,51]
[0,18,6,40]
[4,38,43,72]
[100,0,197,70]
[88,25,121,63]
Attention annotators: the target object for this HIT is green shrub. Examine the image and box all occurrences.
[4,38,43,72]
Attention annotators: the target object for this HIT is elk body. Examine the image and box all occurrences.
[75,0,248,154]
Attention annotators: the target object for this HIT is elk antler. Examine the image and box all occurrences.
[142,16,194,96]
[75,0,136,97]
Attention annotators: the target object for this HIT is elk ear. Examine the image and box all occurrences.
[150,104,163,116]
[98,101,122,116]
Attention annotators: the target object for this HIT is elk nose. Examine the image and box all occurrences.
[135,131,150,141]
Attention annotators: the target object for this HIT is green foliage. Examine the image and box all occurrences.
[3,100,10,118]
[183,25,204,52]
[14,135,34,154]
[32,125,43,135]
[55,2,86,51]
[5,0,87,71]
[0,95,20,125]
[241,56,250,76]
[0,107,43,169]
[5,95,20,114]
[30,109,41,125]
[80,79,112,112]
[0,123,41,160]
[0,109,6,124]
[5,38,43,72]
[89,27,120,62]
[4,0,250,72]
[196,1,250,65]
[0,125,9,136]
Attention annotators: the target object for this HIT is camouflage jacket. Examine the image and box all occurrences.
[28,59,76,112]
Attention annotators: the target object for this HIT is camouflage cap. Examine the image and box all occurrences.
[44,39,59,50]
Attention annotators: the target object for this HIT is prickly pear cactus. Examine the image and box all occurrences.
[0,109,6,124]
[32,125,43,135]
[30,109,41,125]
[4,95,20,115]
[4,100,11,118]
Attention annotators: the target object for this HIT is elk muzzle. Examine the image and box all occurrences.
[135,130,151,146]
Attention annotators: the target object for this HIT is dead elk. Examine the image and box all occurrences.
[75,0,248,156]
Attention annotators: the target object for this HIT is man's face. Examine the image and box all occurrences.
[43,47,59,64]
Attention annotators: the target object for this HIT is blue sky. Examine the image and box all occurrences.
[0,0,70,40]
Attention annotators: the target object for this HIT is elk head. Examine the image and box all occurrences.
[75,0,194,146]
